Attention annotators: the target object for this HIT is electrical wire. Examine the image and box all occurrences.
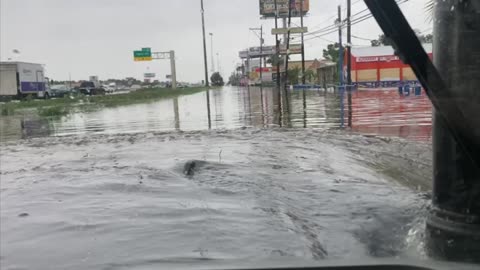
[299,0,410,43]
[304,0,409,37]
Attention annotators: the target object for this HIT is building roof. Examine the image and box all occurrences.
[351,43,433,57]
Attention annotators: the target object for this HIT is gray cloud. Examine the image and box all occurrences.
[1,0,430,82]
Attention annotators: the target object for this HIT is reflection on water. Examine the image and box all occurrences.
[0,87,432,141]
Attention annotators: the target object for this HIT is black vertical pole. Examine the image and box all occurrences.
[346,0,352,128]
[337,5,344,128]
[284,0,293,91]
[426,0,480,262]
[201,0,209,87]
[300,0,306,85]
[274,0,281,89]
[260,25,263,87]
[200,0,211,129]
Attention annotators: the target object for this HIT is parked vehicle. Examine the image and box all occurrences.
[47,85,72,98]
[103,84,116,93]
[78,81,106,96]
[0,62,47,99]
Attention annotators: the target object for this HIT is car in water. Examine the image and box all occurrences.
[47,84,72,98]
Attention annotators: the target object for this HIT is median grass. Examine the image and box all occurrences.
[0,87,207,117]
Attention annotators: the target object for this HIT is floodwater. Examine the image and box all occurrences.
[0,86,438,270]
[0,86,432,141]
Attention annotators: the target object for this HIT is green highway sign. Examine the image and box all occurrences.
[134,48,152,61]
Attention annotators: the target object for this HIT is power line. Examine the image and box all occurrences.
[305,0,409,37]
[351,34,373,41]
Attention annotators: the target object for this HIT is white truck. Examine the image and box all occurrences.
[0,62,47,99]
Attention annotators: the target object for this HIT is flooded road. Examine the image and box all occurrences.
[0,87,435,269]
[0,86,432,141]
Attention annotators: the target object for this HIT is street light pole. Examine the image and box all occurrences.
[249,26,264,87]
[260,25,263,86]
[216,52,220,74]
[209,33,215,72]
[300,0,306,85]
[200,0,209,86]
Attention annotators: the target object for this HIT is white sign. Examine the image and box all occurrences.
[272,27,308,35]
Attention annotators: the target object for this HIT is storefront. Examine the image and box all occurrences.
[347,44,433,88]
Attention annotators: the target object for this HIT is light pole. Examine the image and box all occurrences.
[209,33,215,72]
[216,52,220,74]
[200,0,209,86]
[249,26,263,86]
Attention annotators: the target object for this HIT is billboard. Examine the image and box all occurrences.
[259,0,309,18]
[239,44,302,59]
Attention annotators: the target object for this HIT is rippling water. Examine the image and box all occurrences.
[1,87,438,269]
[1,129,433,269]
[0,86,432,141]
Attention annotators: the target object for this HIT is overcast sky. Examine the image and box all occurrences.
[0,0,431,83]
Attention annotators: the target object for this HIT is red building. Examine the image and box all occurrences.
[346,44,433,88]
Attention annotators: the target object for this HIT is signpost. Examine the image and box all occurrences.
[271,27,308,35]
[238,44,302,59]
[133,48,177,89]
[134,48,152,61]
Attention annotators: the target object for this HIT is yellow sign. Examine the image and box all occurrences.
[134,57,153,62]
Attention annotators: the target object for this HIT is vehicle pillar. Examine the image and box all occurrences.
[426,0,480,262]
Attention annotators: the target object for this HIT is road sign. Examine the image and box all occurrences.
[280,44,302,55]
[134,56,153,61]
[134,48,152,61]
[271,27,308,35]
[144,73,156,78]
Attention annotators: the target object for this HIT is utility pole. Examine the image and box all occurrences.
[284,0,293,90]
[337,5,344,128]
[337,5,344,88]
[249,26,264,86]
[200,0,211,129]
[274,0,281,89]
[346,0,352,127]
[200,0,209,86]
[216,52,220,74]
[260,25,263,86]
[169,50,177,89]
[209,33,215,72]
[300,0,306,85]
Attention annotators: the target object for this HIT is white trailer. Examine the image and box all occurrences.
[0,62,46,98]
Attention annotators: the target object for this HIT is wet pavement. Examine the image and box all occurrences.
[0,87,436,269]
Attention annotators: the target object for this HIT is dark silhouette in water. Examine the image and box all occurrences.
[184,160,196,176]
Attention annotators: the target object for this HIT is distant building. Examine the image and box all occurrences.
[346,44,433,88]
[316,61,337,87]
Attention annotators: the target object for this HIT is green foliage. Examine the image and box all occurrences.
[0,87,207,118]
[323,43,340,63]
[228,72,242,86]
[210,72,225,86]
[371,32,432,47]
[287,67,301,85]
[304,69,316,83]
[371,34,392,47]
[38,106,68,117]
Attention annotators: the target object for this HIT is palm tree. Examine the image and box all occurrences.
[426,0,434,22]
